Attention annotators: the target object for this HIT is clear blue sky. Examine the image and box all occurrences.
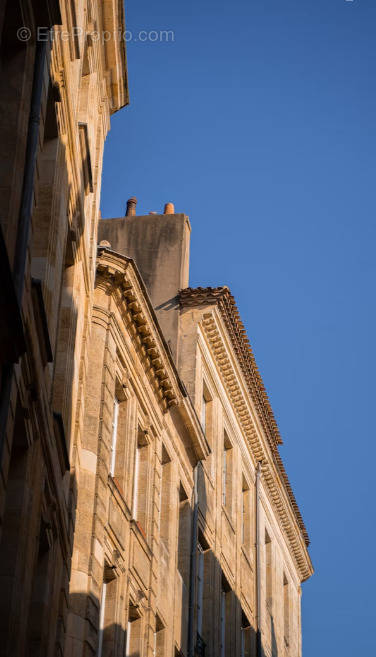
[101,1,376,653]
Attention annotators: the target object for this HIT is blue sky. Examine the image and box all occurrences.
[101,0,376,653]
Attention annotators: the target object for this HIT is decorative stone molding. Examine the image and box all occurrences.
[180,287,313,582]
[97,248,180,412]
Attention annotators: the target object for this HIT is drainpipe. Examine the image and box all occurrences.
[255,461,262,657]
[0,38,47,445]
[188,463,199,657]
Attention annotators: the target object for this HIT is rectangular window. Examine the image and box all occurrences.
[109,384,128,491]
[132,446,140,517]
[197,544,204,635]
[283,573,290,646]
[126,603,141,656]
[177,484,190,585]
[97,583,107,657]
[159,445,172,551]
[220,590,226,657]
[265,531,272,612]
[197,530,211,652]
[78,123,93,194]
[109,398,119,476]
[97,566,117,657]
[201,383,215,479]
[221,575,232,657]
[241,611,252,657]
[27,517,53,653]
[241,475,251,550]
[153,614,165,657]
[222,432,233,513]
[132,428,149,535]
[201,393,207,433]
[67,0,80,59]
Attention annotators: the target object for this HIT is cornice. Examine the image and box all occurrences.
[95,248,210,462]
[96,248,179,412]
[180,287,283,449]
[180,287,312,581]
[200,310,312,581]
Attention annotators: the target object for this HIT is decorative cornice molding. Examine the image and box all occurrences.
[180,287,282,448]
[180,287,312,581]
[96,248,179,412]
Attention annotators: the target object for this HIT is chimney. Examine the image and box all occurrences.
[98,204,191,363]
[125,197,137,216]
[164,202,175,214]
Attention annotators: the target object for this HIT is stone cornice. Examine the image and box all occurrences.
[180,287,313,582]
[97,248,179,412]
[180,287,283,449]
[96,248,210,461]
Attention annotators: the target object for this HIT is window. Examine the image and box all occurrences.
[153,614,165,657]
[109,398,119,476]
[201,383,212,435]
[196,530,211,652]
[201,382,214,478]
[201,393,207,433]
[109,380,128,490]
[220,575,232,657]
[97,565,117,657]
[67,0,80,59]
[220,589,226,657]
[241,611,252,657]
[78,123,93,194]
[283,573,290,647]
[197,544,204,636]
[0,397,30,642]
[52,231,78,442]
[159,445,172,550]
[0,0,32,258]
[222,432,233,513]
[27,515,53,653]
[30,78,62,343]
[265,531,272,613]
[241,475,251,551]
[132,427,149,535]
[97,582,106,657]
[126,602,142,657]
[177,484,190,585]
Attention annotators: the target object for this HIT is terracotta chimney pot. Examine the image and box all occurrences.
[126,197,137,216]
[164,202,175,215]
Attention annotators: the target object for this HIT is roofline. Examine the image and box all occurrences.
[179,286,310,548]
[96,247,210,461]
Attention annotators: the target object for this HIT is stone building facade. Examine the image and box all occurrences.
[0,1,128,655]
[0,2,313,657]
[96,206,313,657]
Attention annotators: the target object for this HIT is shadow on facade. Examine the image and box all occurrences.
[63,458,281,657]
